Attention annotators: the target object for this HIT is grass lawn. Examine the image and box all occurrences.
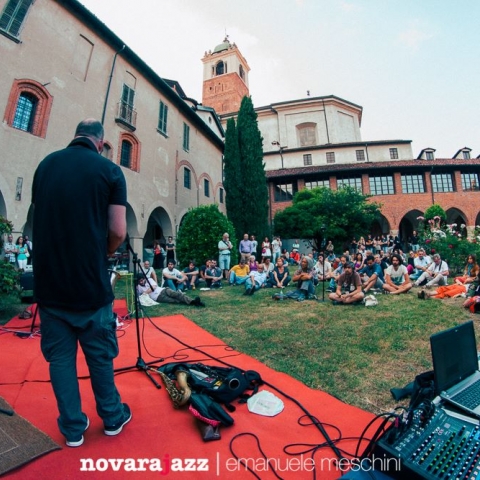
[1,280,477,416]
[116,280,476,415]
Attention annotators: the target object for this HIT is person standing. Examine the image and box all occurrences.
[165,236,175,265]
[152,240,164,269]
[3,234,17,266]
[15,235,29,271]
[250,235,258,261]
[218,232,232,280]
[32,119,131,447]
[271,236,282,263]
[238,233,253,264]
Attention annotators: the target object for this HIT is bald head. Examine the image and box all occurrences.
[75,118,104,141]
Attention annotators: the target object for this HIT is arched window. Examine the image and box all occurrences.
[120,140,132,168]
[12,92,36,132]
[117,132,140,172]
[4,79,53,138]
[215,61,225,76]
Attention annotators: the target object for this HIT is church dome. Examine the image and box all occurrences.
[213,37,231,54]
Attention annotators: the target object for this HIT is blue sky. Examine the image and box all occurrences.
[79,0,479,158]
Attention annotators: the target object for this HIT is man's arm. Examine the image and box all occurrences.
[107,205,126,256]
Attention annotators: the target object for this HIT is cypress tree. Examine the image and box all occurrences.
[223,118,243,240]
[236,96,269,241]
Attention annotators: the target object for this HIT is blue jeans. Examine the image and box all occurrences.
[40,304,125,441]
[245,278,262,291]
[297,279,315,296]
[163,278,184,291]
[229,272,248,285]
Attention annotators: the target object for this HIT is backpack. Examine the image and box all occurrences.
[158,362,262,406]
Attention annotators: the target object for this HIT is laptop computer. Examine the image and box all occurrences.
[430,320,480,418]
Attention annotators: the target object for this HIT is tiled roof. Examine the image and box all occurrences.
[265,158,480,179]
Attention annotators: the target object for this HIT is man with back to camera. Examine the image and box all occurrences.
[32,119,131,447]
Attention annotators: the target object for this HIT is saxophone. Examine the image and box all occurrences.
[156,369,191,408]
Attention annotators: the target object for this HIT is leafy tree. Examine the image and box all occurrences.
[222,96,269,242]
[223,118,243,240]
[273,186,382,250]
[424,204,447,223]
[176,205,237,268]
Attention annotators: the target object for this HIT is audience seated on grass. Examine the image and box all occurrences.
[248,255,259,272]
[244,264,267,295]
[229,259,250,285]
[413,253,449,288]
[141,260,157,283]
[199,259,212,286]
[137,275,205,306]
[262,257,275,275]
[382,253,412,295]
[455,254,479,285]
[328,262,365,305]
[328,255,347,291]
[205,259,223,288]
[183,261,199,290]
[358,255,384,293]
[162,261,187,291]
[410,248,432,281]
[267,257,291,288]
[313,254,332,285]
[292,257,316,301]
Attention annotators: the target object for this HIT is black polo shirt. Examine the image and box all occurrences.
[32,137,127,311]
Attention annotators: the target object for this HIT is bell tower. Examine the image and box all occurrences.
[201,37,250,115]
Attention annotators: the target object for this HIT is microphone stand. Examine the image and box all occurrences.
[318,236,327,303]
[122,242,161,389]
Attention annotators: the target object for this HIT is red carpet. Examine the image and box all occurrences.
[0,301,375,479]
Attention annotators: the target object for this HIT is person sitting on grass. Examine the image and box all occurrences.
[328,262,364,305]
[383,253,412,295]
[141,260,158,284]
[248,255,259,272]
[229,259,250,286]
[136,275,205,306]
[267,257,291,288]
[244,264,267,295]
[327,255,347,291]
[313,254,332,285]
[183,260,199,290]
[162,261,187,291]
[262,257,275,275]
[358,255,384,293]
[455,254,479,285]
[205,259,223,288]
[410,248,431,282]
[292,257,316,301]
[199,259,212,286]
[413,253,449,288]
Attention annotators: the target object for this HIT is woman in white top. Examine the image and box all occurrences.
[261,237,271,262]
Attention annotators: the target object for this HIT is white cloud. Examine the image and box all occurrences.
[397,20,434,50]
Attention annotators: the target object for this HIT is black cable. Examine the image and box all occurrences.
[229,433,285,480]
[142,310,346,463]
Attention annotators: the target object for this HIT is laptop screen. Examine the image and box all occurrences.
[430,321,478,395]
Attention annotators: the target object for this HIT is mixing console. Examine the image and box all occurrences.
[375,406,480,479]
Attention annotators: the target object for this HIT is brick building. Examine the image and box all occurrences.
[202,38,480,241]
